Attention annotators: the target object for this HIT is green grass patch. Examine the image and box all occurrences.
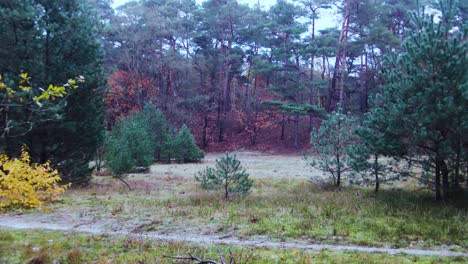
[0,229,466,264]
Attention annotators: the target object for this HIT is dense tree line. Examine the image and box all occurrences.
[101,0,466,200]
[102,0,424,148]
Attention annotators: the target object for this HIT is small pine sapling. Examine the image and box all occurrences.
[307,107,356,188]
[195,153,252,199]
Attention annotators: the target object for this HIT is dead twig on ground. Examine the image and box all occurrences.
[163,247,236,264]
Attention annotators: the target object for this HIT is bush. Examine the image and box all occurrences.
[104,105,203,172]
[195,153,252,199]
[0,146,69,208]
[140,105,169,161]
[159,132,177,163]
[104,112,155,177]
[174,125,204,163]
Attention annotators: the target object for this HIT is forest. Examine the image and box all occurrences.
[0,0,467,263]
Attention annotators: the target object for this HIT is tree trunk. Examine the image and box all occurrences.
[224,180,229,200]
[453,138,461,191]
[202,115,208,148]
[115,175,132,190]
[441,159,449,200]
[435,161,442,201]
[330,0,350,112]
[336,118,342,188]
[360,53,369,113]
[280,116,285,140]
[222,40,232,113]
[336,152,341,188]
[374,155,379,193]
[294,113,299,148]
[217,99,224,142]
[218,117,224,142]
[309,13,316,132]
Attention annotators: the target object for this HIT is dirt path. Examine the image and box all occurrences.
[1,216,466,258]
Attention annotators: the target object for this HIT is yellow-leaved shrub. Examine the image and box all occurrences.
[0,146,70,209]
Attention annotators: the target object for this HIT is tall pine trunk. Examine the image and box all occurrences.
[374,154,379,193]
[330,0,350,112]
[294,113,299,148]
[435,160,442,201]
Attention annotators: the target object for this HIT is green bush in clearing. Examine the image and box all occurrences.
[195,153,252,199]
[174,125,204,163]
[104,112,155,176]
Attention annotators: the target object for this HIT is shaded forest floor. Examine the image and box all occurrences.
[195,117,315,154]
[1,152,467,262]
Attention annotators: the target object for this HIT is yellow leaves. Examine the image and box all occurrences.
[0,73,84,103]
[20,73,29,80]
[0,75,6,90]
[34,84,67,102]
[33,76,85,103]
[0,146,70,209]
[19,85,31,92]
[6,87,16,97]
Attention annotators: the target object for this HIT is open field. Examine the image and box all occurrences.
[1,152,467,262]
[147,151,317,180]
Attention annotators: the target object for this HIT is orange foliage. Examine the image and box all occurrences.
[105,70,158,123]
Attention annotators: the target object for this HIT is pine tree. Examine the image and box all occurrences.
[174,125,204,163]
[195,153,252,199]
[104,111,155,189]
[0,0,105,186]
[141,105,169,161]
[261,0,320,148]
[363,0,467,200]
[160,132,177,164]
[347,115,403,193]
[308,107,356,187]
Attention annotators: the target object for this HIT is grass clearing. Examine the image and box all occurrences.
[0,229,466,264]
[8,175,466,250]
[1,152,467,256]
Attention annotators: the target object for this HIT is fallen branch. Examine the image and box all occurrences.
[163,248,236,264]
[113,175,132,190]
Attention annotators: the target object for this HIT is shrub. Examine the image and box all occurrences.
[140,105,169,161]
[195,153,252,199]
[104,106,203,180]
[0,146,69,209]
[104,112,155,179]
[174,125,204,163]
[159,132,177,163]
